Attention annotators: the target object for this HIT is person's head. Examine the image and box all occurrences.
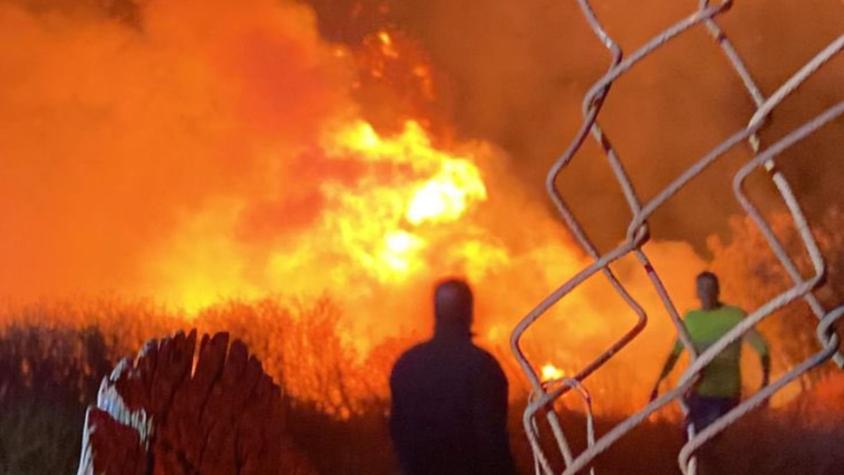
[696,271,720,310]
[434,278,473,339]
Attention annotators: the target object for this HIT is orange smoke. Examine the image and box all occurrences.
[0,0,350,300]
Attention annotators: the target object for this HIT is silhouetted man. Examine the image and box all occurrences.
[389,279,517,475]
[651,271,770,435]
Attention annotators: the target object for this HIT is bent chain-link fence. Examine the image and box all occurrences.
[509,1,844,474]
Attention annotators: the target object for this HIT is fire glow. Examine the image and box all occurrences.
[0,0,733,412]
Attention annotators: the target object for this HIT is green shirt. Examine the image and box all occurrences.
[671,305,769,398]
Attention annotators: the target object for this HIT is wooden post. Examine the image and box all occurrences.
[77,330,308,474]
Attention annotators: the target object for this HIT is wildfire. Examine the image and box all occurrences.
[321,119,489,284]
[377,31,399,59]
[0,0,707,414]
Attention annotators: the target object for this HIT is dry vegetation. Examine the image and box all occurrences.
[1,296,844,474]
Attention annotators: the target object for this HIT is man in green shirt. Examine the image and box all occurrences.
[650,272,770,434]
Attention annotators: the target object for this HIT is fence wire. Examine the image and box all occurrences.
[509,1,844,474]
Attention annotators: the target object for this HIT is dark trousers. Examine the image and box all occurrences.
[683,393,739,437]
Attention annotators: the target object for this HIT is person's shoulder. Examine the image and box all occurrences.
[721,304,747,319]
[681,310,705,334]
[683,308,704,322]
[471,344,499,362]
[391,341,431,374]
[468,344,506,374]
[394,341,430,364]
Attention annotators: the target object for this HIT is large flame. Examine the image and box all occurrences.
[323,119,488,277]
[150,118,495,314]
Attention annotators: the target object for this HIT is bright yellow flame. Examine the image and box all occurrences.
[334,121,381,151]
[320,120,489,283]
[328,120,435,164]
[450,240,510,282]
[407,160,486,225]
[380,230,424,275]
[377,30,399,58]
[541,363,566,382]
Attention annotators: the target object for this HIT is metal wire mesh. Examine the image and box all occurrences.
[509,2,844,473]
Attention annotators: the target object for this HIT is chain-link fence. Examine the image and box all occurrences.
[509,1,844,473]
